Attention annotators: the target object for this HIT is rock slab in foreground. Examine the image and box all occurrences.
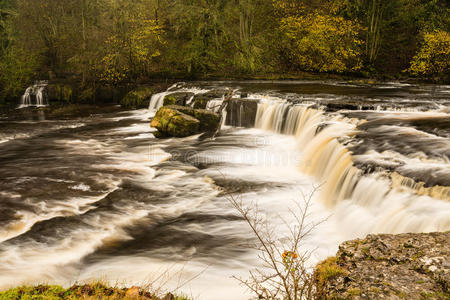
[317,232,449,299]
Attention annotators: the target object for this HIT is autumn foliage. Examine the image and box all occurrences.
[409,30,450,77]
[0,0,448,103]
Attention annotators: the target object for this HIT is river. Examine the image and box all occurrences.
[0,81,449,299]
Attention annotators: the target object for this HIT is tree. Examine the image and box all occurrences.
[335,0,449,73]
[100,0,163,85]
[228,188,323,299]
[279,13,363,73]
[409,30,450,78]
[0,0,39,103]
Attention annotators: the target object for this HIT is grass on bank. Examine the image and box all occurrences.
[0,282,190,300]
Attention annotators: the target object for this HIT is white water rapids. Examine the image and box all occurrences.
[0,81,449,299]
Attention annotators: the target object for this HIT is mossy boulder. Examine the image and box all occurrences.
[151,106,200,137]
[120,86,154,109]
[193,96,210,109]
[193,109,221,131]
[166,105,220,132]
[151,105,220,137]
[163,92,194,106]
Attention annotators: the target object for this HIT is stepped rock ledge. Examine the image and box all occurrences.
[316,232,449,299]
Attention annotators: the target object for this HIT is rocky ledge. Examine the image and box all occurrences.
[316,232,449,299]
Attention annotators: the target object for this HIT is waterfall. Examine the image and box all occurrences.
[253,100,450,233]
[255,101,361,206]
[186,95,195,107]
[391,172,450,201]
[18,81,48,108]
[21,87,33,107]
[149,91,170,110]
[255,102,322,145]
[206,99,224,113]
[148,84,210,111]
[299,122,361,206]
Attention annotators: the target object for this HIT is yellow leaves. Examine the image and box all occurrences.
[409,30,450,76]
[280,13,363,73]
[100,8,164,84]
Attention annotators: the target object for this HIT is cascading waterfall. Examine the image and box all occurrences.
[254,100,450,233]
[20,87,33,107]
[206,99,224,113]
[19,81,48,108]
[255,101,360,206]
[299,122,361,206]
[149,91,171,110]
[148,84,209,111]
[255,101,322,145]
[390,172,450,201]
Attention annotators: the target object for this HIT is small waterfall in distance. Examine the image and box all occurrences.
[254,100,450,233]
[18,81,48,108]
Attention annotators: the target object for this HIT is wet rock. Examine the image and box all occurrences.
[120,86,154,109]
[193,88,230,109]
[316,232,450,299]
[163,92,194,106]
[193,97,210,109]
[167,105,220,132]
[225,98,259,127]
[150,106,200,137]
[151,105,219,137]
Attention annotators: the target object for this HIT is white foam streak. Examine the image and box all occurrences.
[0,191,118,244]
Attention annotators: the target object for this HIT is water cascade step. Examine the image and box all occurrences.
[149,84,209,111]
[253,100,450,233]
[18,81,49,108]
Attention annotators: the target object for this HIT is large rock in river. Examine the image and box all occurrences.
[151,105,220,137]
[150,106,200,137]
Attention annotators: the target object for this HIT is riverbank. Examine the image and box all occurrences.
[316,232,450,299]
[2,232,448,299]
[3,73,448,109]
[0,283,189,300]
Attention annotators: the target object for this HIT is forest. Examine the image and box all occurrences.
[0,0,449,103]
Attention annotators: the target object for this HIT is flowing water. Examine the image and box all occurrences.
[18,81,49,108]
[0,81,449,299]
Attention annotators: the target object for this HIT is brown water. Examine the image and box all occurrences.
[0,81,449,299]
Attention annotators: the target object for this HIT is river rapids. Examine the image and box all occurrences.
[0,81,449,299]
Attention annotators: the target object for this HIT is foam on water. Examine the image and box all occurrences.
[0,82,449,299]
